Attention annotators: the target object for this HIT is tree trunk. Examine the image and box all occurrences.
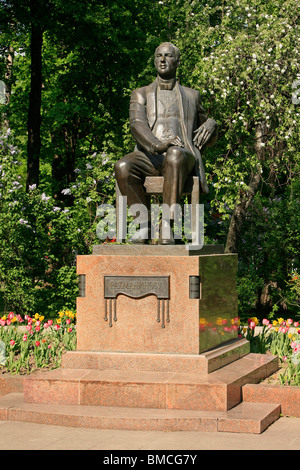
[225,123,267,253]
[51,123,78,203]
[225,170,262,253]
[26,0,43,191]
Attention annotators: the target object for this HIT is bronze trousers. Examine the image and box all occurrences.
[114,146,195,222]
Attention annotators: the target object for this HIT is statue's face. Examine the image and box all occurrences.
[154,45,178,79]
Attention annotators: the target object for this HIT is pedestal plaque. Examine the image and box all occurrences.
[104,276,170,328]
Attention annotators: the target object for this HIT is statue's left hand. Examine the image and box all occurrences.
[193,119,217,150]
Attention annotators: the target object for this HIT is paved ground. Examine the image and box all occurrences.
[1,416,300,451]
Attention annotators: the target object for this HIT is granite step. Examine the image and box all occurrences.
[218,402,281,434]
[0,393,280,434]
[61,338,250,374]
[22,353,279,412]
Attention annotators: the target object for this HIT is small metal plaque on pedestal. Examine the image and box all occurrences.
[104,276,170,328]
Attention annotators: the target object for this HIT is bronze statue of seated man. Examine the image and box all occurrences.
[115,42,218,244]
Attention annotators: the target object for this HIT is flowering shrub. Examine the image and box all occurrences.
[239,317,300,385]
[0,309,76,374]
[0,129,116,317]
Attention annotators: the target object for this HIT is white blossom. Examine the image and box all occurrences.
[41,193,51,202]
[61,188,71,195]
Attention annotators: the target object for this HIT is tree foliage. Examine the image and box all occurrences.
[0,0,299,319]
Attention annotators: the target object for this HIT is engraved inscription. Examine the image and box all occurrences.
[104,276,169,299]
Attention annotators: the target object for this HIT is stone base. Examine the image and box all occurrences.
[76,245,239,354]
[0,244,282,434]
[0,352,280,434]
[62,338,250,374]
[21,353,278,412]
[0,393,281,434]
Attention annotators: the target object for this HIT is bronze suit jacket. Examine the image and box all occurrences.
[129,79,214,194]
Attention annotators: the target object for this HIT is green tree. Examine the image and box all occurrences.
[169,0,300,316]
[175,0,299,252]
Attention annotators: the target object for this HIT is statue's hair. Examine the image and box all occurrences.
[155,42,180,61]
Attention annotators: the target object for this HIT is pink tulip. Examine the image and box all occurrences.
[66,319,71,325]
[23,334,27,342]
[262,319,270,326]
[43,322,49,329]
[35,326,40,332]
[8,312,14,320]
[25,325,32,331]
[48,320,53,326]
[0,320,5,326]
[35,320,41,327]
[279,326,288,333]
[249,321,256,330]
[294,322,299,327]
[6,320,11,326]
[10,340,15,346]
[54,324,60,331]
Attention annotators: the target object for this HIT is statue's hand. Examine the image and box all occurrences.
[193,119,217,150]
[169,135,184,148]
[155,136,184,154]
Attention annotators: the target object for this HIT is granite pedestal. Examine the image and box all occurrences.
[76,244,239,355]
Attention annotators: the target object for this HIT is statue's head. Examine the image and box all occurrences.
[154,42,180,79]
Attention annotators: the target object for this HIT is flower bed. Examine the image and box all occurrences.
[239,317,300,386]
[0,309,76,375]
